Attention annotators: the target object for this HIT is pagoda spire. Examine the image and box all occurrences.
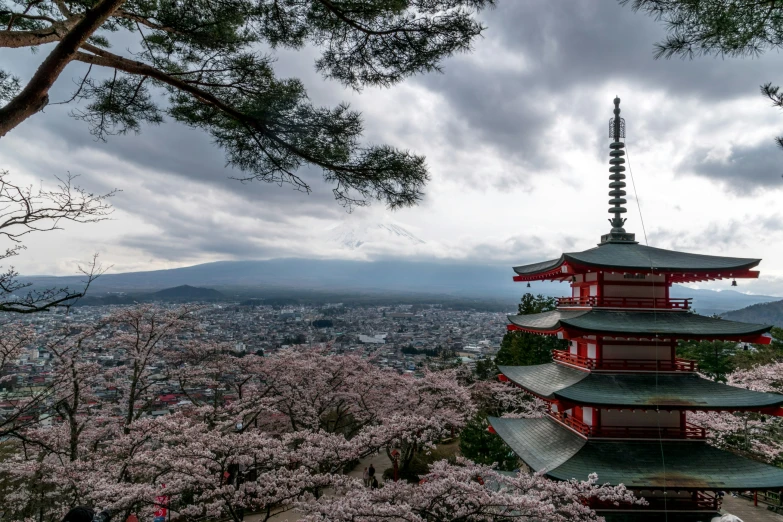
[601,96,637,244]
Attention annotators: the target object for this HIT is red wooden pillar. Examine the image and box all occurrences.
[596,338,603,366]
[597,272,604,303]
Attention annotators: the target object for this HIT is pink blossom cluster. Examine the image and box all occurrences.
[0,305,636,521]
[692,362,783,463]
[299,458,643,522]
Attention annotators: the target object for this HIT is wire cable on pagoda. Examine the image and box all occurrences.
[609,96,668,519]
[625,136,669,521]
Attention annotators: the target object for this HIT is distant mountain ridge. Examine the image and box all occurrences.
[19,259,781,314]
[721,300,783,327]
[152,285,224,301]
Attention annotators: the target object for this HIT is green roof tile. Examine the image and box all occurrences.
[490,417,783,490]
[488,416,585,471]
[513,242,760,275]
[498,363,587,399]
[507,310,771,338]
[499,363,783,409]
[560,372,783,409]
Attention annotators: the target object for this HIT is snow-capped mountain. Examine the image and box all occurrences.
[328,220,426,251]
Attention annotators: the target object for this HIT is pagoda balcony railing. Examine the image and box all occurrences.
[553,350,698,372]
[548,411,706,439]
[556,296,691,310]
[589,491,719,512]
[591,422,706,440]
[548,410,591,436]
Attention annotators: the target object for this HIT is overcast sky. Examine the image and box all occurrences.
[2,2,783,295]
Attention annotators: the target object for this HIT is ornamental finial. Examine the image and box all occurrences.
[601,96,637,244]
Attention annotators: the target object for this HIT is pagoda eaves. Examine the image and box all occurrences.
[512,243,760,283]
[499,363,783,411]
[490,417,783,491]
[506,309,773,344]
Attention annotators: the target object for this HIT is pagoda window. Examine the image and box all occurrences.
[600,409,680,429]
[601,272,667,300]
[582,406,594,426]
[602,343,673,362]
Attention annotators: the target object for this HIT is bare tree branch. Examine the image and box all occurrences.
[0,170,115,313]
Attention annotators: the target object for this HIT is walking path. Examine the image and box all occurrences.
[246,451,393,522]
[721,494,783,521]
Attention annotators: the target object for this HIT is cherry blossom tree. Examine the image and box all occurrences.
[692,362,783,464]
[0,305,639,522]
[0,306,475,521]
[0,322,42,435]
[299,458,643,522]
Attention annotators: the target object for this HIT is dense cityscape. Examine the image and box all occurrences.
[1,302,505,423]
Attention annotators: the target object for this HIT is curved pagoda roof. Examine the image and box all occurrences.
[507,309,771,340]
[489,416,783,490]
[513,242,760,281]
[498,363,783,410]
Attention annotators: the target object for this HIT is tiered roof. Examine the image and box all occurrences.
[512,243,761,282]
[499,364,783,410]
[507,310,772,341]
[490,417,783,490]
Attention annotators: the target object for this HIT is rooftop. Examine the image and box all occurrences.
[489,416,783,490]
[499,363,783,409]
[507,309,771,340]
[513,242,760,282]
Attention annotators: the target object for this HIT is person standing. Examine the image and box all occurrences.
[368,463,375,483]
[362,467,370,487]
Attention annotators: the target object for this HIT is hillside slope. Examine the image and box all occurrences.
[152,285,224,301]
[721,300,783,327]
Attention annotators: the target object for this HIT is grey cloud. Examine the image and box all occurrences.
[4,110,346,222]
[119,232,294,262]
[484,2,783,100]
[413,2,783,182]
[3,2,783,269]
[647,213,783,254]
[460,235,559,265]
[686,142,783,195]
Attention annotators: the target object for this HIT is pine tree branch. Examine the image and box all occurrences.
[73,44,376,176]
[316,0,418,36]
[0,0,127,138]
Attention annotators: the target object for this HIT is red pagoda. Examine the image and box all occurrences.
[489,98,783,521]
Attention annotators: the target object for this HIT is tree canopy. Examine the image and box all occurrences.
[458,415,518,471]
[495,293,566,368]
[623,0,783,148]
[0,0,494,208]
[0,305,638,521]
